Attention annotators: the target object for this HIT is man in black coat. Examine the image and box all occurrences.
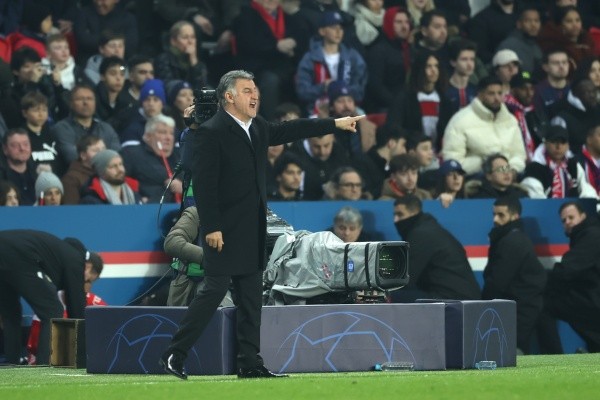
[390,194,481,302]
[0,230,102,365]
[482,196,547,354]
[160,70,363,379]
[545,201,600,353]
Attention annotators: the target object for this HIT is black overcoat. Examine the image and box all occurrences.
[189,109,336,276]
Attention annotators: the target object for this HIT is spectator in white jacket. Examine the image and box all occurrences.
[442,76,526,176]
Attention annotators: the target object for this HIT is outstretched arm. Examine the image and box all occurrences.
[334,115,365,133]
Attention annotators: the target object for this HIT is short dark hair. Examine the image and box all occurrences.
[76,135,103,156]
[477,75,503,92]
[518,6,541,21]
[99,56,126,76]
[375,124,406,148]
[389,154,420,173]
[494,196,522,216]
[482,153,509,174]
[406,132,432,152]
[127,54,153,70]
[2,128,28,145]
[448,39,477,62]
[330,166,362,188]
[99,30,125,47]
[394,194,422,213]
[558,200,586,215]
[420,9,446,29]
[542,48,568,64]
[10,47,41,71]
[88,252,104,276]
[274,102,302,120]
[21,91,48,110]
[273,152,303,177]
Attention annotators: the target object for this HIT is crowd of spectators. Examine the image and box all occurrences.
[1,0,600,353]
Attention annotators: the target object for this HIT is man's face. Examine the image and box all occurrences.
[445,171,464,193]
[391,168,418,192]
[42,188,62,206]
[81,140,106,165]
[319,24,344,45]
[486,158,513,189]
[421,16,447,48]
[545,140,569,162]
[15,61,42,83]
[587,126,600,154]
[336,171,363,200]
[71,88,96,118]
[390,137,407,156]
[2,133,31,163]
[451,50,475,77]
[308,134,334,161]
[101,64,126,93]
[517,10,541,37]
[129,62,154,89]
[268,144,284,159]
[331,95,356,117]
[410,141,434,167]
[22,104,49,128]
[256,0,279,13]
[277,163,302,192]
[84,263,100,288]
[589,61,600,87]
[544,53,569,80]
[94,0,118,16]
[142,96,164,118]
[146,122,175,156]
[512,83,535,106]
[574,80,598,109]
[99,39,125,58]
[393,12,411,40]
[334,221,362,243]
[560,204,586,234]
[479,84,504,113]
[493,205,518,227]
[227,78,259,122]
[393,203,417,223]
[47,40,71,64]
[496,62,519,84]
[102,155,126,185]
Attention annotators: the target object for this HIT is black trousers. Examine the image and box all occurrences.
[0,268,64,364]
[166,269,264,369]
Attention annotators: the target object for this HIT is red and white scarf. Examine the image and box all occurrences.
[505,94,536,161]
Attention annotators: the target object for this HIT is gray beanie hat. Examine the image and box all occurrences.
[35,171,64,195]
[91,149,120,174]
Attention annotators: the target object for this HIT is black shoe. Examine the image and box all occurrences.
[159,352,188,380]
[237,365,288,379]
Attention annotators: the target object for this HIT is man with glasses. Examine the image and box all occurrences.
[469,153,528,199]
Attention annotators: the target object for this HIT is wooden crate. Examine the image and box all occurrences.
[50,318,86,368]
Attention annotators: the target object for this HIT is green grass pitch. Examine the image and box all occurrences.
[1,354,599,400]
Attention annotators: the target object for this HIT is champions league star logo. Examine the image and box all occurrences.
[274,311,416,373]
[105,314,201,374]
[471,308,510,367]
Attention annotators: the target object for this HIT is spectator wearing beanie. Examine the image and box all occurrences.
[165,80,193,133]
[119,78,167,147]
[34,171,64,206]
[80,149,141,205]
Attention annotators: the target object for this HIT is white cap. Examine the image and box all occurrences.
[492,49,520,67]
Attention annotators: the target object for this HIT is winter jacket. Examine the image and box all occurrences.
[442,97,526,175]
[394,212,481,300]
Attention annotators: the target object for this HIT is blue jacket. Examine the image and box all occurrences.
[295,38,367,106]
